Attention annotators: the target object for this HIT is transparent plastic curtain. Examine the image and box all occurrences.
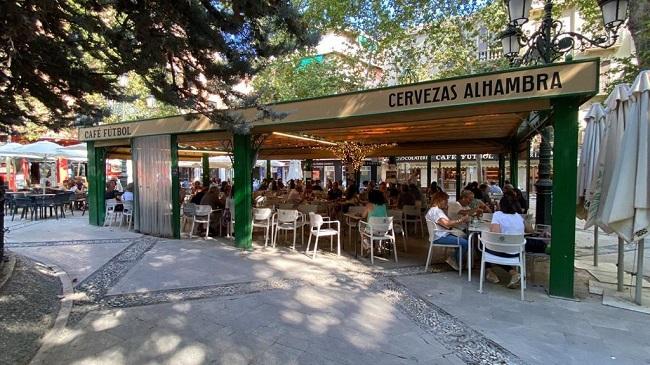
[132,135,172,237]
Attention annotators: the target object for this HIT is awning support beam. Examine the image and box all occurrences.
[233,134,253,250]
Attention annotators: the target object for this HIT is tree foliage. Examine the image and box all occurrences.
[0,0,314,131]
[252,50,367,103]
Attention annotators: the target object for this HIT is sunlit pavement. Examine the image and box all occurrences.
[5,215,650,365]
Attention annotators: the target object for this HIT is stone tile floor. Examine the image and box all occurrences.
[4,213,650,365]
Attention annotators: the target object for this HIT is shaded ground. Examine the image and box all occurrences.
[0,256,62,365]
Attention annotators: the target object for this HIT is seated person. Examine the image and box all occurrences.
[397,184,416,208]
[327,181,343,200]
[425,192,470,271]
[105,180,123,211]
[287,185,303,203]
[121,183,134,202]
[486,190,533,288]
[447,189,475,221]
[190,184,208,204]
[409,183,423,202]
[312,180,323,191]
[200,184,222,209]
[362,190,387,219]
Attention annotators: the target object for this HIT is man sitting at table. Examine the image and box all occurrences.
[200,184,222,209]
[105,180,123,211]
[447,189,475,221]
[190,184,208,204]
[327,181,343,200]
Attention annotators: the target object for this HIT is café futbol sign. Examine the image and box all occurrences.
[79,60,598,141]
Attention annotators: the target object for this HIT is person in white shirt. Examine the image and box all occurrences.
[425,191,470,272]
[447,190,475,231]
[486,191,532,288]
[121,183,134,202]
[488,181,503,195]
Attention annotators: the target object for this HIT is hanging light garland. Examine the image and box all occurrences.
[315,141,395,172]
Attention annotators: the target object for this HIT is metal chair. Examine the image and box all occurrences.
[478,231,527,301]
[359,216,397,264]
[272,209,304,249]
[402,204,424,237]
[425,218,463,275]
[387,209,407,252]
[253,208,273,247]
[181,203,197,236]
[345,206,366,248]
[103,199,121,226]
[190,204,216,238]
[306,212,341,259]
[120,200,134,229]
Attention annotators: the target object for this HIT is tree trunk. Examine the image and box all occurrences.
[628,0,650,70]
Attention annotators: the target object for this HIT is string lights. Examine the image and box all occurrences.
[315,141,395,172]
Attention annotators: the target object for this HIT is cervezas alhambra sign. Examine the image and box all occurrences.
[79,60,599,141]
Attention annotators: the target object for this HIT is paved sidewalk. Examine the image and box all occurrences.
[5,215,650,365]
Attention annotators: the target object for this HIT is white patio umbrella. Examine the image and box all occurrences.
[286,160,303,180]
[577,103,606,265]
[600,71,650,305]
[0,142,40,159]
[13,141,62,160]
[57,143,88,161]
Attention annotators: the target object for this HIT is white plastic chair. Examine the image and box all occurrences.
[387,209,407,252]
[478,231,527,301]
[190,205,216,239]
[253,208,273,247]
[120,200,134,229]
[181,203,197,236]
[359,217,397,264]
[402,205,424,237]
[425,218,463,276]
[345,206,366,248]
[103,199,121,227]
[306,212,341,259]
[272,209,304,249]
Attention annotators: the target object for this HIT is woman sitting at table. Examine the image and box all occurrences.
[425,191,470,272]
[362,189,387,219]
[287,184,303,204]
[486,190,532,288]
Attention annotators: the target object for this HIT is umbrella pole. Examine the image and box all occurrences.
[635,239,645,305]
[617,237,625,292]
[593,227,599,267]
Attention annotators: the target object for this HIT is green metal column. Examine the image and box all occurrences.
[526,140,531,207]
[498,154,506,187]
[509,144,519,188]
[426,155,432,187]
[86,142,106,226]
[549,98,579,298]
[455,155,462,198]
[202,153,210,186]
[266,159,271,179]
[171,135,180,239]
[233,134,253,250]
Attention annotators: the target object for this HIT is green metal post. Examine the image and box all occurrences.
[526,140,531,207]
[455,155,461,198]
[202,153,210,186]
[426,155,432,187]
[171,135,180,239]
[86,142,106,226]
[498,154,506,187]
[509,144,519,188]
[266,159,272,179]
[233,134,253,250]
[549,98,579,298]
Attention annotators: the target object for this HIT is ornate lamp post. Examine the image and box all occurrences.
[498,0,628,225]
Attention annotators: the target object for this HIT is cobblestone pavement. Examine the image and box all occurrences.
[0,256,62,365]
[6,214,650,365]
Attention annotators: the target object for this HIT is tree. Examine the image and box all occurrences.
[0,0,315,131]
[252,50,367,103]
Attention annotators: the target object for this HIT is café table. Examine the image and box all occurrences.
[466,219,492,282]
[343,212,363,258]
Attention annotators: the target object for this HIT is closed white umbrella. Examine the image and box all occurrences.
[601,70,650,304]
[585,84,632,231]
[0,142,40,159]
[14,141,62,160]
[577,103,606,265]
[286,160,303,180]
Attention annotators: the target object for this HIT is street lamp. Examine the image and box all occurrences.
[499,0,628,65]
[498,0,628,226]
